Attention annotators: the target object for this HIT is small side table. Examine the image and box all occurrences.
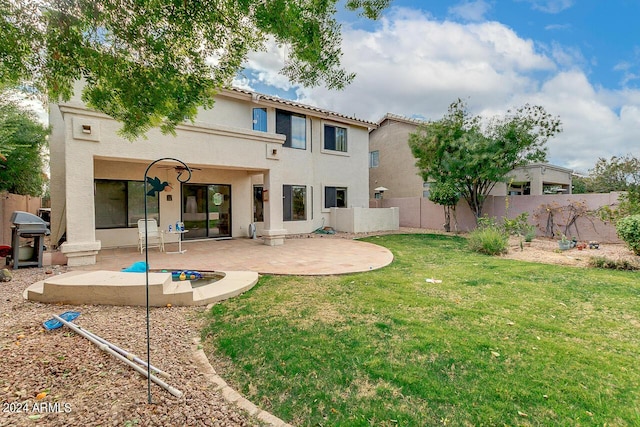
[167,230,188,254]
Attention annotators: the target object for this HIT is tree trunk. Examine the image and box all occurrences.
[443,205,451,232]
[452,205,458,233]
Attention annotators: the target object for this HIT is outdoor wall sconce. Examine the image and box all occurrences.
[272,148,278,155]
[166,194,172,201]
[82,124,92,134]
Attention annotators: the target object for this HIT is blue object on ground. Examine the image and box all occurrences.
[43,311,80,330]
[171,270,203,280]
[121,261,148,272]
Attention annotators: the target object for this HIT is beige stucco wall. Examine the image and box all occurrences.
[330,207,399,233]
[369,118,425,199]
[246,116,371,235]
[49,86,374,263]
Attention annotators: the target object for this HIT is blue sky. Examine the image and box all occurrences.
[235,0,640,173]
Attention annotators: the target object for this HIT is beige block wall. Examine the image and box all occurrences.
[330,207,399,233]
[375,192,622,242]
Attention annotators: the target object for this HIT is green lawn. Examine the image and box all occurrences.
[202,234,640,426]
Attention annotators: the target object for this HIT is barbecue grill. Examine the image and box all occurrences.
[8,211,50,269]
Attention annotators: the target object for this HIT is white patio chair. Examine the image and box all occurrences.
[137,219,165,253]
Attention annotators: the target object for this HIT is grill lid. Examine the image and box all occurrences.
[10,211,50,230]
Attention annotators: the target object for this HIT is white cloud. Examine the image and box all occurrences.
[448,0,492,22]
[521,0,574,14]
[544,23,571,31]
[238,37,293,91]
[546,41,586,69]
[240,6,640,172]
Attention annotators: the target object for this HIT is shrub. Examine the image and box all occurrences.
[524,225,536,242]
[503,212,530,236]
[616,215,640,255]
[476,215,499,230]
[588,256,640,271]
[467,226,508,255]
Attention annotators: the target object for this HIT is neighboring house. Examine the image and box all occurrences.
[50,85,377,266]
[369,113,572,199]
[496,163,573,196]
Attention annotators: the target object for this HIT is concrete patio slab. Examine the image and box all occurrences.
[71,236,394,276]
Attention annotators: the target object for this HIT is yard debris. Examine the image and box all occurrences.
[0,268,12,282]
[490,351,500,358]
[518,410,528,417]
[425,278,442,283]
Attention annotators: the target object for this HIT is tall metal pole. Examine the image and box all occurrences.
[143,158,191,404]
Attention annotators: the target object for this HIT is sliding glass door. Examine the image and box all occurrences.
[182,184,231,239]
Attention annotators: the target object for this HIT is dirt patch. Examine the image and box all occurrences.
[501,236,638,268]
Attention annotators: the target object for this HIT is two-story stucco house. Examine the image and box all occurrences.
[369,113,572,200]
[50,86,378,266]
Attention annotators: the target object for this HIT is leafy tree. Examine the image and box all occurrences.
[428,181,459,233]
[571,174,589,194]
[586,155,640,193]
[1,0,390,139]
[409,99,562,220]
[0,98,50,196]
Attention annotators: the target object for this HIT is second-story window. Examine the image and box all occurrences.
[324,125,347,152]
[253,108,267,132]
[369,150,379,168]
[276,109,306,149]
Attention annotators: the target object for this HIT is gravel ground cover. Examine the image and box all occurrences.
[0,266,257,427]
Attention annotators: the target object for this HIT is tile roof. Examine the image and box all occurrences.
[223,87,377,128]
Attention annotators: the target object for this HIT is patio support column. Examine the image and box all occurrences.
[59,151,101,265]
[261,169,287,246]
[531,173,544,195]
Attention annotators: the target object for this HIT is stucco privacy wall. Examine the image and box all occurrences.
[330,207,399,233]
[374,192,623,243]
